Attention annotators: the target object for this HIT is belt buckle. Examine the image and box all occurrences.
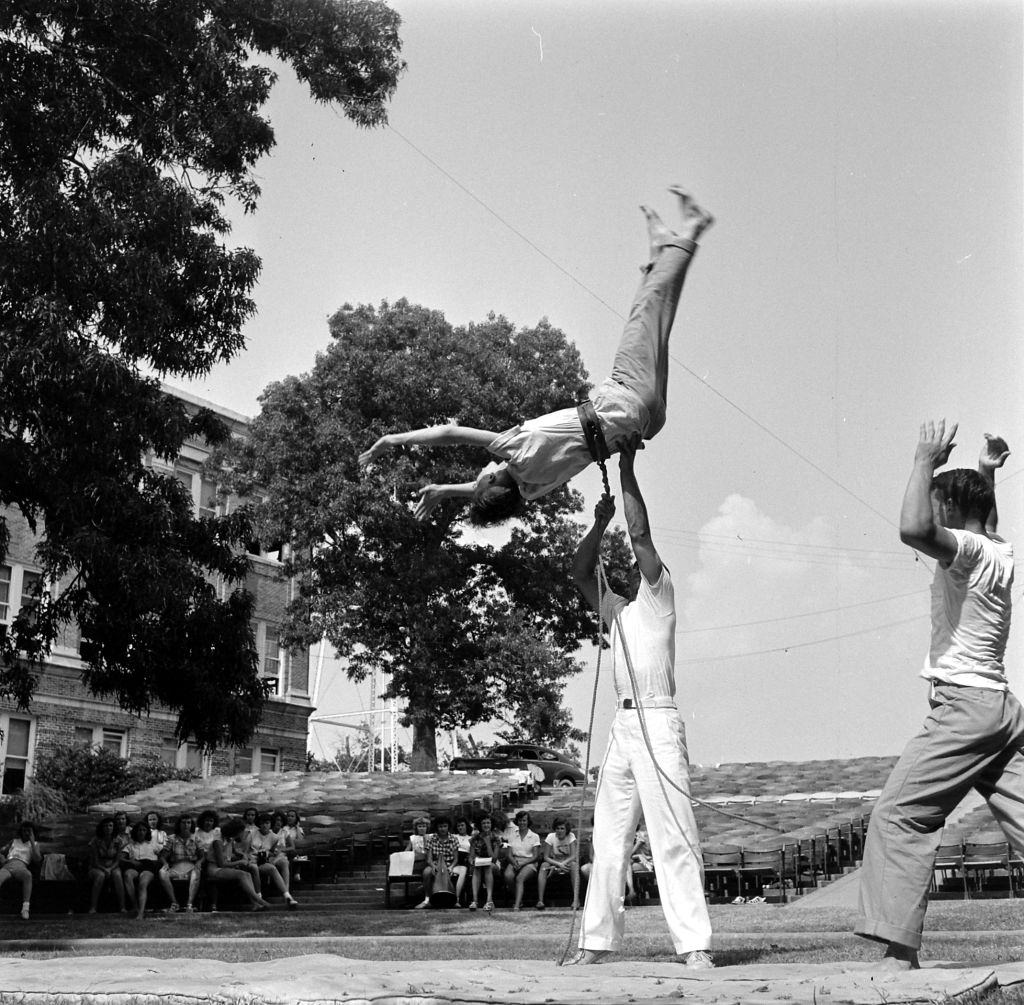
[622,698,634,709]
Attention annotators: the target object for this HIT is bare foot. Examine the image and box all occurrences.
[874,945,920,971]
[564,948,612,966]
[640,204,676,260]
[668,186,714,242]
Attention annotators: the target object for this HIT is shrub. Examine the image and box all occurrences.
[33,743,196,813]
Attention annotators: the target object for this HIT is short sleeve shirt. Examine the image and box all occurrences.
[166,834,200,864]
[486,380,648,500]
[924,529,1013,689]
[425,834,460,868]
[545,831,576,863]
[251,830,285,857]
[507,828,542,865]
[600,567,676,702]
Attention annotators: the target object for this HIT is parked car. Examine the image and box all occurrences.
[449,744,585,787]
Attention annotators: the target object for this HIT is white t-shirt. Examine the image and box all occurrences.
[251,830,285,857]
[924,529,1013,690]
[5,838,34,865]
[194,828,221,853]
[600,567,676,702]
[545,831,576,863]
[487,380,649,500]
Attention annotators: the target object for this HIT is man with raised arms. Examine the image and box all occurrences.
[855,422,1018,968]
[569,441,712,969]
[359,188,713,524]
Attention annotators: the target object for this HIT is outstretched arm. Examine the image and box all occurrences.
[899,419,960,563]
[572,495,615,613]
[978,433,1010,535]
[358,423,498,468]
[618,440,662,584]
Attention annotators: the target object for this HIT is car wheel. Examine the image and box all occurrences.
[555,777,577,788]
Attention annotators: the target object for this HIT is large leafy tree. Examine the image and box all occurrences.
[230,299,632,769]
[0,1,405,746]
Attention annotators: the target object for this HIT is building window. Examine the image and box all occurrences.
[199,476,219,520]
[73,725,128,757]
[1,716,33,795]
[160,737,179,766]
[184,743,204,774]
[0,564,10,621]
[19,570,42,625]
[234,748,253,775]
[259,624,283,697]
[257,748,280,774]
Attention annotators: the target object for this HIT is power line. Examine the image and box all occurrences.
[676,587,926,634]
[675,613,927,664]
[387,122,897,532]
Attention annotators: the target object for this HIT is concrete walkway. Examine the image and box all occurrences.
[1,954,1023,1005]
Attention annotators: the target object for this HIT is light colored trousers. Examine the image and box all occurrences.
[580,708,711,954]
[609,242,696,441]
[856,684,1024,950]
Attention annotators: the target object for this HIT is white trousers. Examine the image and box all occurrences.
[579,708,711,954]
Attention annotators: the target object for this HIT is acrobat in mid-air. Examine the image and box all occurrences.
[358,187,713,524]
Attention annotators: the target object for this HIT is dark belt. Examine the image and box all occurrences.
[577,398,610,464]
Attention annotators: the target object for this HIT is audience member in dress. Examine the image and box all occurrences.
[87,817,127,914]
[0,822,41,920]
[503,810,542,911]
[281,808,304,844]
[537,816,580,910]
[206,818,270,912]
[122,821,174,919]
[162,814,203,912]
[145,811,168,856]
[251,814,298,909]
[452,817,473,906]
[405,816,430,899]
[469,814,501,912]
[241,807,260,840]
[416,816,460,909]
[112,810,130,846]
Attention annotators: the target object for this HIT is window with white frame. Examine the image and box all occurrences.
[234,748,253,775]
[257,622,284,697]
[198,476,219,520]
[72,725,128,757]
[257,748,280,773]
[18,569,42,626]
[0,564,11,622]
[1,715,34,794]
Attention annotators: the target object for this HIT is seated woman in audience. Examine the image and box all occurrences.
[206,818,270,912]
[251,813,299,909]
[241,806,260,840]
[452,817,473,906]
[112,810,130,846]
[536,816,580,910]
[281,808,304,844]
[503,810,542,911]
[404,816,430,899]
[87,817,127,914]
[162,814,203,913]
[193,810,221,857]
[145,812,169,856]
[469,814,501,912]
[0,822,41,920]
[416,816,460,909]
[122,821,174,919]
[279,808,305,882]
[628,820,654,903]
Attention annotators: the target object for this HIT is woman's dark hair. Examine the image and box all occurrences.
[271,812,286,828]
[467,483,524,526]
[453,817,469,832]
[95,817,115,839]
[220,817,246,839]
[175,815,195,835]
[432,815,451,832]
[197,810,219,829]
[145,810,164,831]
[242,806,259,821]
[551,816,571,832]
[514,810,531,826]
[257,813,273,826]
[284,808,301,824]
[129,821,151,843]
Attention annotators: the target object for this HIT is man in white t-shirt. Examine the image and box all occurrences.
[855,422,1019,969]
[358,189,713,525]
[569,442,712,969]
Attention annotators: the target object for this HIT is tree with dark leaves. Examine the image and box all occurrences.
[0,0,405,746]
[228,299,632,768]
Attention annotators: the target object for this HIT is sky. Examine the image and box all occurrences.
[180,0,1024,769]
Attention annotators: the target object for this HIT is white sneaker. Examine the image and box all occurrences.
[20,905,30,921]
[683,950,714,970]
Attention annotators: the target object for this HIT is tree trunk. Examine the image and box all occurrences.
[410,718,437,772]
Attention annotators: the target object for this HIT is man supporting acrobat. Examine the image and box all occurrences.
[359,189,713,524]
[569,442,713,969]
[855,421,1020,968]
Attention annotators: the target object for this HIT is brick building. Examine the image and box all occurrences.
[0,387,313,792]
